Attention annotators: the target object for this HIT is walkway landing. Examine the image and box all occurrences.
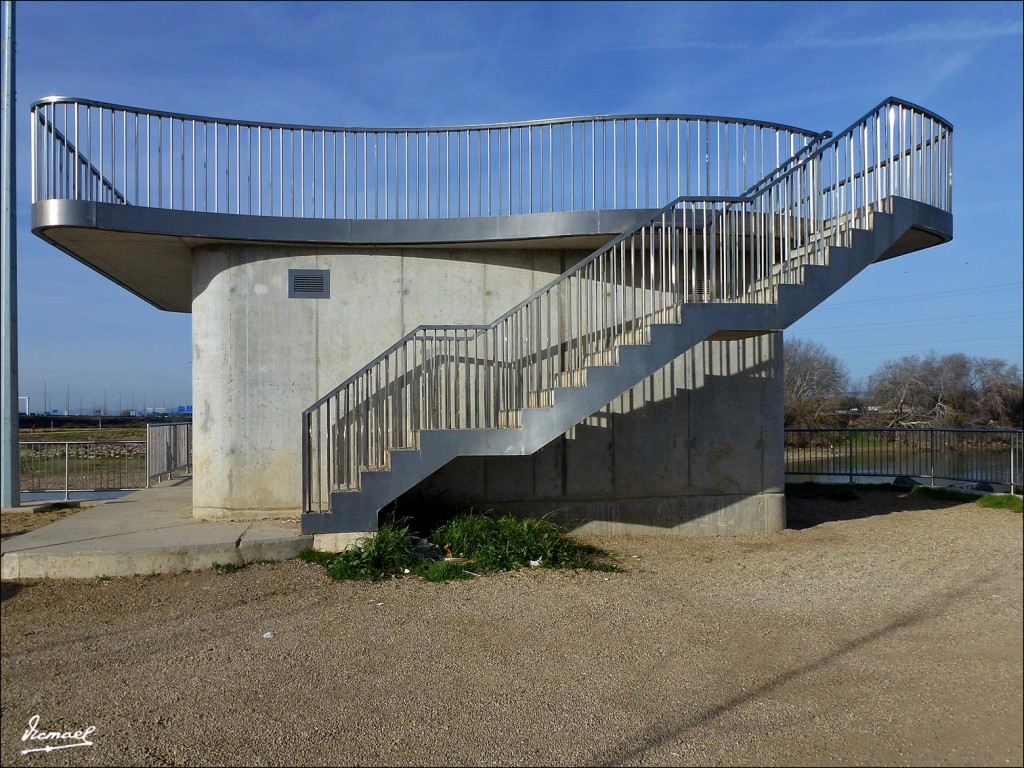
[0,478,312,580]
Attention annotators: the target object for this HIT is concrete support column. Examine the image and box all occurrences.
[190,243,578,520]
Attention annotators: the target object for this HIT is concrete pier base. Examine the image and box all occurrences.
[313,532,373,553]
[487,493,786,537]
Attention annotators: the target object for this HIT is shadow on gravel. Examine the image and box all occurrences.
[784,483,980,530]
[785,501,896,529]
[589,570,1002,767]
[1,581,24,603]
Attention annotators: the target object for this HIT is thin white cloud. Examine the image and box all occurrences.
[792,18,1024,48]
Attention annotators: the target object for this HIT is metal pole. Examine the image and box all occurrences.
[929,429,936,487]
[848,428,854,485]
[1011,434,1016,493]
[1,0,19,508]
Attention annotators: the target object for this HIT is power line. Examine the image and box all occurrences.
[792,334,1023,353]
[813,281,1023,310]
[795,309,1021,334]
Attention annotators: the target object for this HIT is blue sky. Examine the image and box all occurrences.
[7,0,1023,413]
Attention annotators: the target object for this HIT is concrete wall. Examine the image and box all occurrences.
[405,333,785,536]
[191,244,586,520]
[192,244,784,535]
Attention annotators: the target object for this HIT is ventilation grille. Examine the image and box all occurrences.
[288,269,330,299]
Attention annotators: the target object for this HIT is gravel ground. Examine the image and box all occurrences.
[1,489,1021,767]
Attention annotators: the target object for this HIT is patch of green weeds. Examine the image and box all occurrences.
[297,548,335,566]
[421,560,473,581]
[977,494,1023,513]
[301,514,620,583]
[433,513,615,572]
[320,524,422,581]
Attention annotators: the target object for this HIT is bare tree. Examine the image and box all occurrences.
[784,338,849,428]
[866,356,923,426]
[867,352,1023,428]
[975,358,1024,428]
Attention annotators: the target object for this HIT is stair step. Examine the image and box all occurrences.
[555,369,587,387]
[584,349,619,367]
[527,389,556,408]
[614,327,650,346]
[497,410,522,429]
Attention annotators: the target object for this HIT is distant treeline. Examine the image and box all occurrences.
[19,414,190,431]
[785,341,1023,430]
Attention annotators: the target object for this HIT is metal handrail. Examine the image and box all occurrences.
[30,96,824,219]
[303,194,748,415]
[31,109,126,205]
[744,96,952,209]
[301,97,953,513]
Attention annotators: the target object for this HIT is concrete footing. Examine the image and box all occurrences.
[486,492,786,537]
[313,531,374,553]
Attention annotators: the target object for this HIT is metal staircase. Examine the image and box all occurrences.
[302,98,952,534]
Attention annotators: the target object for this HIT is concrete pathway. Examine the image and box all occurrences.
[0,477,312,580]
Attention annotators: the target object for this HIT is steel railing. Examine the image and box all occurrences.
[785,428,1023,490]
[19,423,193,498]
[146,422,192,483]
[30,96,826,219]
[18,441,147,499]
[301,98,953,513]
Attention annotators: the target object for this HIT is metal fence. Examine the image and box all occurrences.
[30,96,825,219]
[18,440,148,499]
[18,422,193,498]
[146,422,192,483]
[785,428,1023,490]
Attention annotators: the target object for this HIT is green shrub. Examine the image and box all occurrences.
[300,513,618,582]
[297,548,336,567]
[433,513,615,572]
[320,524,422,581]
[421,560,473,581]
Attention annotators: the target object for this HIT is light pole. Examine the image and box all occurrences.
[0,0,17,508]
